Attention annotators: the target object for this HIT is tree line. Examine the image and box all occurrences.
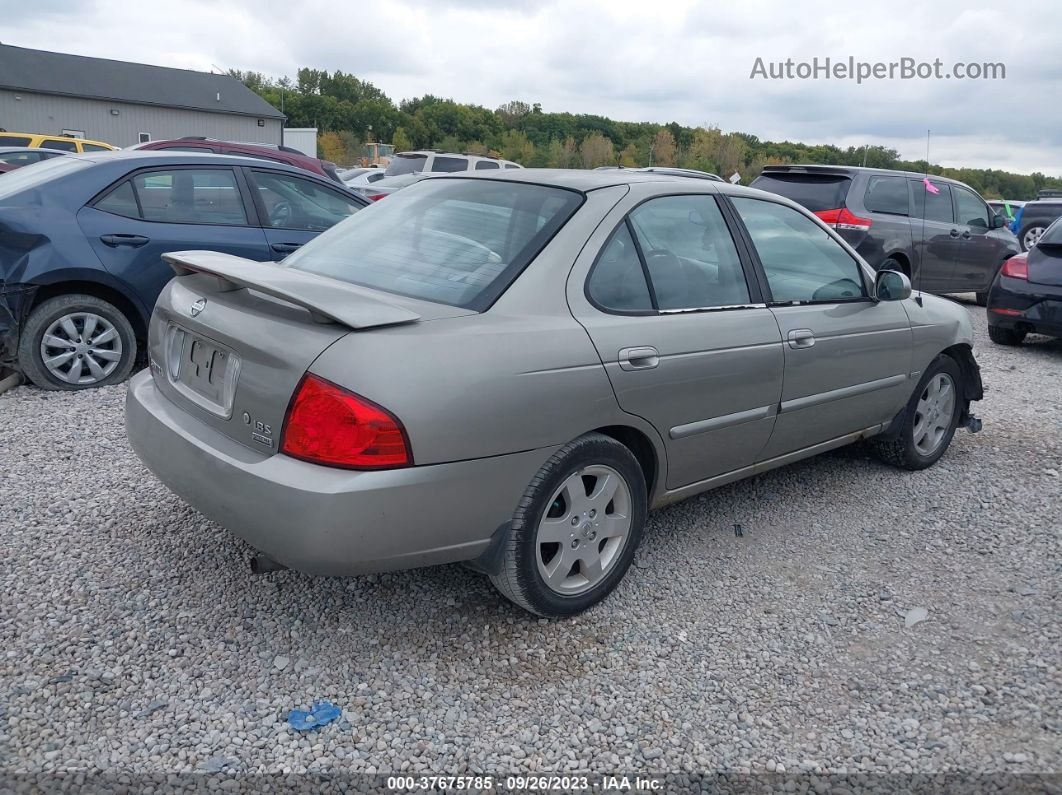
[230,68,1061,199]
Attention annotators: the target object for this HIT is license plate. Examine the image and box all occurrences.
[165,325,240,416]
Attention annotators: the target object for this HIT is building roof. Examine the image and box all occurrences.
[0,44,284,120]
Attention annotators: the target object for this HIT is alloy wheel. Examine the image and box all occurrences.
[912,373,956,456]
[535,465,633,596]
[40,312,123,386]
[1024,226,1045,251]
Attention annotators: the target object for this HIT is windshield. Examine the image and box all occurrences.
[385,153,427,176]
[0,156,92,201]
[284,178,583,309]
[751,173,852,212]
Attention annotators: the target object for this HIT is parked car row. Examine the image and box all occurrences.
[0,151,367,389]
[987,215,1062,346]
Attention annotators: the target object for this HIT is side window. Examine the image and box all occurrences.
[954,186,990,229]
[628,195,750,309]
[474,160,500,170]
[731,197,867,303]
[863,176,909,215]
[910,180,954,224]
[431,156,469,173]
[131,168,248,225]
[94,181,141,219]
[0,135,32,146]
[504,163,521,169]
[81,143,111,153]
[587,223,654,312]
[42,139,79,152]
[251,170,362,231]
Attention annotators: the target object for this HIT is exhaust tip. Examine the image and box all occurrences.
[250,554,287,574]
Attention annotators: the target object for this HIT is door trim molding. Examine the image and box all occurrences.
[779,373,908,414]
[670,404,775,440]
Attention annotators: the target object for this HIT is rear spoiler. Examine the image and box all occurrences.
[163,250,420,330]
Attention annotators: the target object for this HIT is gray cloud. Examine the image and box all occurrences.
[2,0,1059,174]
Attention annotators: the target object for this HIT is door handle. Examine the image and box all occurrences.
[949,229,961,238]
[618,346,660,371]
[787,329,816,349]
[100,234,149,248]
[270,242,302,254]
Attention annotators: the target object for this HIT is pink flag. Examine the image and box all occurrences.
[923,177,940,195]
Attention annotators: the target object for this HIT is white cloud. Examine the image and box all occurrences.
[4,0,1059,175]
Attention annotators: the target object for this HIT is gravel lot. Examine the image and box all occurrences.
[1,300,1059,784]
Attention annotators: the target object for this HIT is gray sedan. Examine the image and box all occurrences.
[125,170,984,617]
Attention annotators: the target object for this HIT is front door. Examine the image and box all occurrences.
[952,184,1008,292]
[908,178,961,294]
[727,196,913,460]
[244,169,365,260]
[568,190,784,489]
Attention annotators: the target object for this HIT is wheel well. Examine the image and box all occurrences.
[941,343,983,403]
[30,282,146,340]
[884,252,911,278]
[593,425,658,496]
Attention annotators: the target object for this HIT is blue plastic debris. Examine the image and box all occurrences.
[287,700,342,731]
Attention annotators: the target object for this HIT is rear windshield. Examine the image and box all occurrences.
[284,178,583,309]
[0,156,92,201]
[751,173,852,212]
[385,154,428,176]
[1039,218,1062,246]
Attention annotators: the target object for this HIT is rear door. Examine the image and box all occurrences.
[908,178,960,293]
[952,184,1007,291]
[77,166,270,311]
[727,196,912,460]
[568,188,784,489]
[244,168,365,260]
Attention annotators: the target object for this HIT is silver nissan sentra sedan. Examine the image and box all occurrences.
[125,169,983,617]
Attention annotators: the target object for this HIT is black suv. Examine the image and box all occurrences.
[751,165,1019,304]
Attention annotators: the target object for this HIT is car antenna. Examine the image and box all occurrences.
[915,130,931,307]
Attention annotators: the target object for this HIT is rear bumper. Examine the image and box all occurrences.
[987,276,1062,338]
[125,370,556,575]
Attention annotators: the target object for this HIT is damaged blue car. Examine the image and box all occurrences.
[0,151,367,389]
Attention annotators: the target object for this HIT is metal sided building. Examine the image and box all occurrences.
[0,44,285,148]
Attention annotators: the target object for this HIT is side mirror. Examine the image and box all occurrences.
[875,269,912,301]
[991,213,1008,229]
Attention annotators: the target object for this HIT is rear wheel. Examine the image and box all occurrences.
[1020,224,1045,252]
[871,354,962,471]
[17,294,137,391]
[975,291,989,306]
[490,433,647,617]
[988,325,1026,346]
[880,257,908,277]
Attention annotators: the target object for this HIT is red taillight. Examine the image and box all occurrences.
[814,207,873,232]
[280,374,411,469]
[1001,254,1028,280]
[367,193,387,201]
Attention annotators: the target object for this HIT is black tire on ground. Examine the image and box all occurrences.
[871,354,963,471]
[988,325,1026,346]
[975,291,989,306]
[17,294,137,391]
[880,257,908,277]
[489,433,647,618]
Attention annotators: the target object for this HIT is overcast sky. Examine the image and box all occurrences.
[4,0,1060,175]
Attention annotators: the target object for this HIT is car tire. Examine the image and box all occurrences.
[988,325,1026,346]
[871,354,963,471]
[975,291,989,306]
[880,257,907,277]
[489,433,647,618]
[1019,224,1045,252]
[17,294,137,391]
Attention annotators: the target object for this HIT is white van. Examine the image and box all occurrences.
[385,150,522,176]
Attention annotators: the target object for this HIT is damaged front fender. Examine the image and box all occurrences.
[0,282,36,368]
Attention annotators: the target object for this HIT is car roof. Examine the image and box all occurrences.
[759,163,981,186]
[424,167,739,192]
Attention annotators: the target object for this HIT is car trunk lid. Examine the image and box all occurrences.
[148,251,468,455]
[1027,244,1062,287]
